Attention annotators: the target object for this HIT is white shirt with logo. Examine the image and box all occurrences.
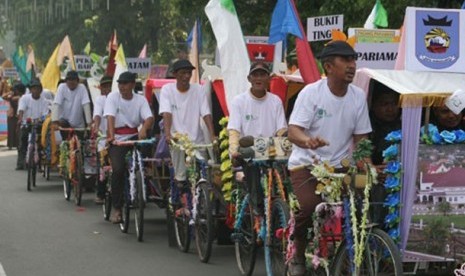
[17,94,50,123]
[288,79,372,168]
[227,90,287,137]
[159,83,211,144]
[104,91,153,141]
[54,83,91,128]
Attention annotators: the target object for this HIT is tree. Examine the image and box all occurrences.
[437,201,452,216]
[422,218,450,255]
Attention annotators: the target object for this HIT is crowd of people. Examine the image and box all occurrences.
[1,40,464,276]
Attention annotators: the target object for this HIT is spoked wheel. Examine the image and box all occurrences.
[134,171,145,242]
[119,200,130,233]
[332,228,403,276]
[102,173,112,221]
[27,147,35,191]
[194,182,214,263]
[234,195,258,276]
[174,190,192,252]
[73,151,84,206]
[265,199,290,276]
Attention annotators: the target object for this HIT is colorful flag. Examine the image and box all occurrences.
[57,35,76,70]
[187,19,202,53]
[268,0,303,44]
[205,0,250,114]
[41,44,61,93]
[138,44,147,58]
[111,44,128,93]
[289,0,320,84]
[106,30,118,77]
[188,20,200,83]
[83,42,91,55]
[364,0,388,29]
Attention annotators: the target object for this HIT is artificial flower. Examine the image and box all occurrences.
[382,144,398,160]
[440,130,456,144]
[388,227,400,240]
[431,131,443,144]
[384,161,401,174]
[385,130,402,142]
[384,175,400,190]
[384,192,400,207]
[384,210,399,226]
[454,129,465,143]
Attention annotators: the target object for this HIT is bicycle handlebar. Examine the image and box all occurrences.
[112,138,156,146]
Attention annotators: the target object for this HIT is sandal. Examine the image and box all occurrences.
[110,209,122,224]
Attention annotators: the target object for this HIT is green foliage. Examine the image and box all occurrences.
[436,201,452,216]
[422,218,450,255]
[352,138,373,162]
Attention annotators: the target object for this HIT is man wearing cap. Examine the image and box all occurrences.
[286,41,372,276]
[92,75,112,204]
[104,71,153,223]
[159,59,216,184]
[17,78,50,171]
[227,61,287,156]
[51,70,92,134]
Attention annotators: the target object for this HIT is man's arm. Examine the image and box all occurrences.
[17,110,24,126]
[203,114,216,142]
[107,115,115,143]
[162,112,173,142]
[288,125,328,149]
[139,116,154,140]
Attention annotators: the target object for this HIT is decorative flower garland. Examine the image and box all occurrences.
[219,117,236,229]
[382,130,402,243]
[421,124,465,145]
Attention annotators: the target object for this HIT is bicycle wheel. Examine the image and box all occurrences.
[73,151,84,206]
[134,170,145,242]
[174,190,192,252]
[102,173,112,221]
[27,145,34,191]
[234,196,258,276]
[265,199,290,276]
[332,227,403,276]
[194,182,214,263]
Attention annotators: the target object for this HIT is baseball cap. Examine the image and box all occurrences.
[65,70,79,80]
[100,75,113,85]
[29,78,42,88]
[172,59,195,72]
[249,61,271,75]
[318,41,357,59]
[117,71,137,83]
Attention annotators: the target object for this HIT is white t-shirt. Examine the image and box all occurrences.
[54,83,91,128]
[159,83,211,144]
[288,79,372,168]
[93,95,107,133]
[228,90,287,137]
[17,94,50,123]
[104,91,153,141]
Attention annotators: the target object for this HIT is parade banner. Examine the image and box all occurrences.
[126,57,151,76]
[405,7,465,72]
[2,68,18,78]
[74,55,92,72]
[0,98,8,141]
[348,28,400,43]
[307,14,343,42]
[355,43,398,69]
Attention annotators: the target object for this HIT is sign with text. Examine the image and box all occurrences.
[355,43,398,69]
[126,57,151,75]
[307,14,343,42]
[348,28,400,43]
[405,7,465,72]
[74,55,92,72]
[2,68,18,78]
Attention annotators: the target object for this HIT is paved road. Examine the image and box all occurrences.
[0,146,266,276]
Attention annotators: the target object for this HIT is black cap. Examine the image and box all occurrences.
[29,78,42,88]
[172,59,195,72]
[100,75,113,85]
[318,41,357,59]
[117,71,137,83]
[65,70,79,80]
[249,61,271,75]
